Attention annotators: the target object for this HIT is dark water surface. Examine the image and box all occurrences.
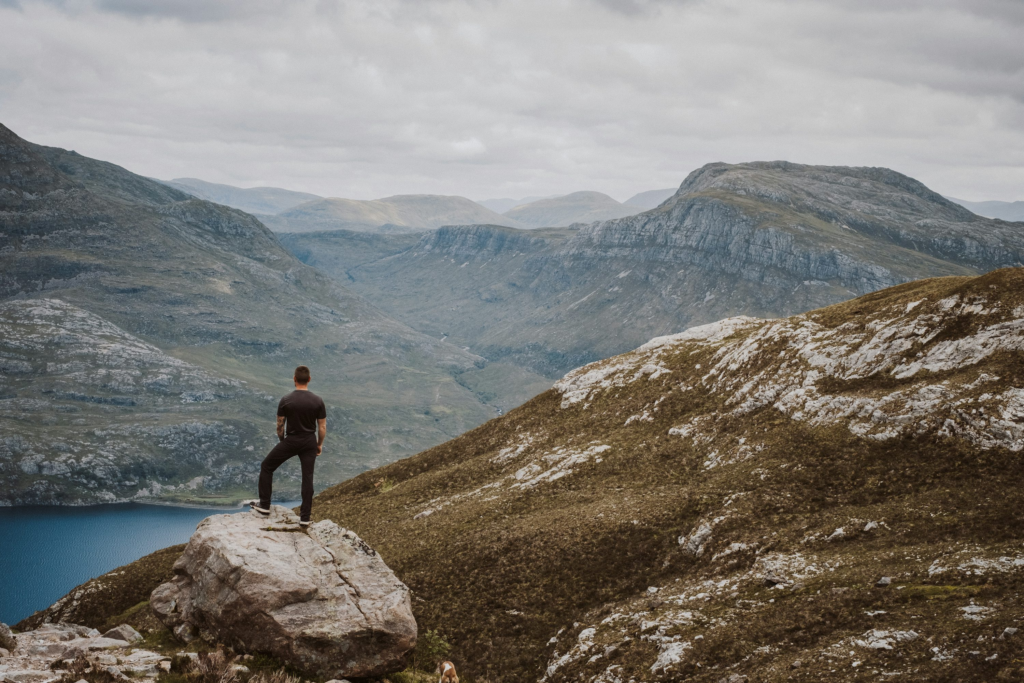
[0,502,296,625]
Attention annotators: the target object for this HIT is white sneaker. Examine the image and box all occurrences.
[299,520,310,528]
[249,502,271,516]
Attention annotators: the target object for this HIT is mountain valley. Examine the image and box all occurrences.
[0,123,533,504]
[282,161,1024,381]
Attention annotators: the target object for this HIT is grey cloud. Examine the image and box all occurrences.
[0,0,1021,202]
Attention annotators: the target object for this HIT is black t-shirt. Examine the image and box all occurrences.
[277,390,326,436]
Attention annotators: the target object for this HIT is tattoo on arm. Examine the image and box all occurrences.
[277,416,286,441]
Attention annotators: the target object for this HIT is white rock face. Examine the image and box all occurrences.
[0,623,165,683]
[150,506,416,678]
[556,288,1024,453]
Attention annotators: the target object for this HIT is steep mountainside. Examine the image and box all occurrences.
[46,269,1024,681]
[948,196,1024,222]
[157,178,321,215]
[504,190,642,227]
[0,123,509,504]
[624,188,675,210]
[260,194,523,234]
[283,162,1024,379]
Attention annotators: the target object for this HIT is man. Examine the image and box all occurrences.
[250,365,326,527]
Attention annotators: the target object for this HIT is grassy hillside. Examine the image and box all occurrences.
[43,268,1024,682]
[309,267,1024,682]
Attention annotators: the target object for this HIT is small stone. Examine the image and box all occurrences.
[101,625,143,644]
[999,627,1018,640]
[0,647,10,658]
[105,666,133,682]
[876,577,892,587]
[791,660,802,669]
[159,661,172,672]
[863,521,879,532]
[763,572,786,587]
[92,654,118,666]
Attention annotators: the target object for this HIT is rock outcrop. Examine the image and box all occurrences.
[0,622,170,683]
[150,506,416,678]
[0,623,15,653]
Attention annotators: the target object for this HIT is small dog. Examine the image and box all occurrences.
[436,660,458,683]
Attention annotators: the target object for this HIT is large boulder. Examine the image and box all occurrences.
[150,506,416,678]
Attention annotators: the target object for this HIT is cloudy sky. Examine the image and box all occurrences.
[0,0,1021,202]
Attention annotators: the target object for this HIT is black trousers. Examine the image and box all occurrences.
[259,434,318,521]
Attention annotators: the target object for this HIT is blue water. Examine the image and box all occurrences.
[0,502,298,626]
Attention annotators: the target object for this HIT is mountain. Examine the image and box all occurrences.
[477,195,562,214]
[282,161,1024,380]
[158,177,321,215]
[260,194,523,234]
[623,187,675,209]
[947,196,1024,222]
[504,190,642,227]
[0,122,523,505]
[37,268,1024,681]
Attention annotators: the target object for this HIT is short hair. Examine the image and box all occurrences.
[294,365,311,384]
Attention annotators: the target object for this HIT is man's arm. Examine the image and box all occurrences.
[277,415,286,441]
[316,418,327,455]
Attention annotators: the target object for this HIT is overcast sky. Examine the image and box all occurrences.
[1,0,1021,202]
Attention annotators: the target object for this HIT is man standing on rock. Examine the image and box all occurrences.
[250,365,326,527]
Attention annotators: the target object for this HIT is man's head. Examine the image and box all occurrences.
[294,365,311,388]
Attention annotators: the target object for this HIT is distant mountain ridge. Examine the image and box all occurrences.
[503,190,642,227]
[261,193,523,234]
[947,195,1024,222]
[283,161,1024,380]
[477,195,561,214]
[623,187,675,209]
[158,177,321,215]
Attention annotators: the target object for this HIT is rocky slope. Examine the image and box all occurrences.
[0,122,511,504]
[504,191,642,227]
[157,178,321,215]
[261,194,522,234]
[45,268,1024,681]
[283,162,1024,381]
